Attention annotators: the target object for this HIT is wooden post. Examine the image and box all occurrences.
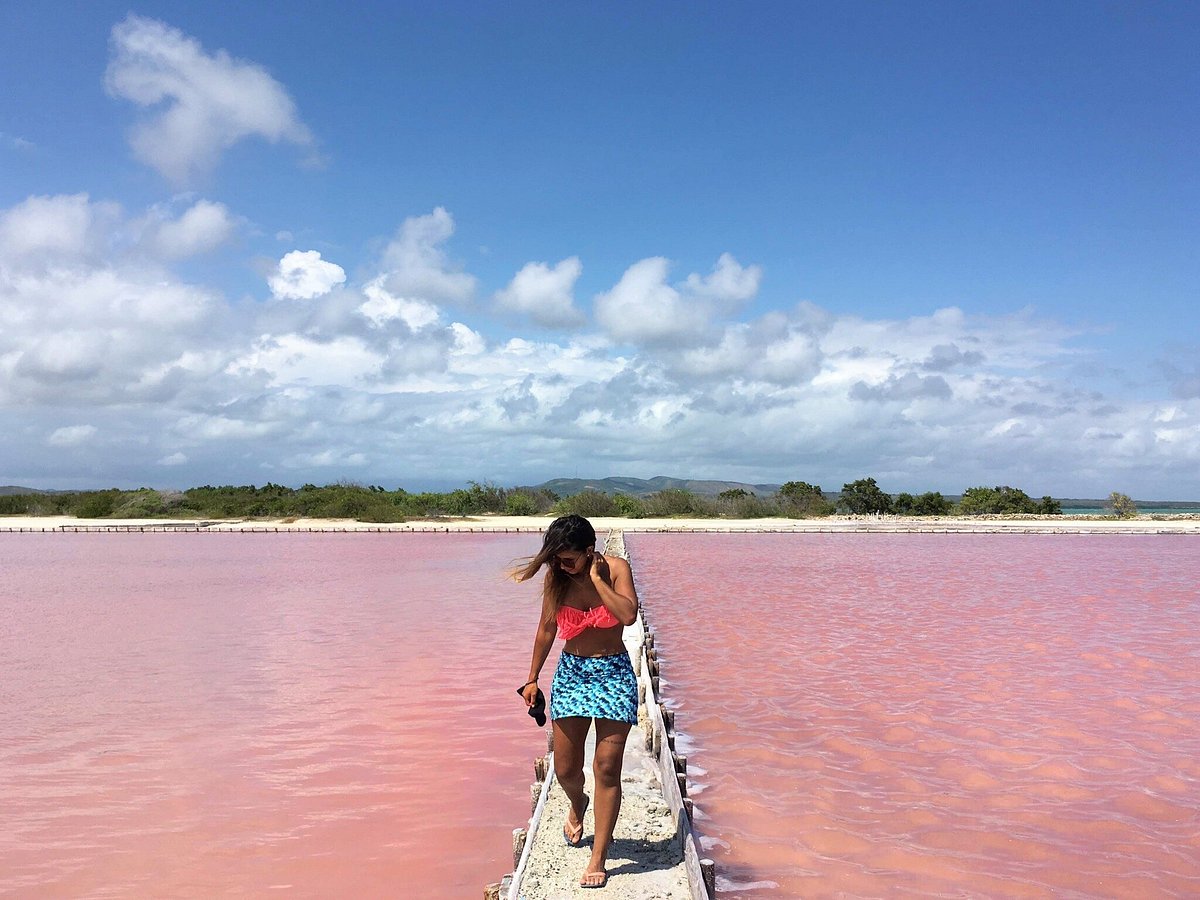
[512,828,527,868]
[484,882,500,900]
[673,753,687,774]
[701,859,716,898]
[677,771,687,797]
[651,675,660,696]
[683,798,693,821]
[533,755,548,782]
[546,730,554,753]
[530,781,542,814]
[500,874,513,896]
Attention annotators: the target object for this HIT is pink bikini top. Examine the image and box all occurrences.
[556,604,621,641]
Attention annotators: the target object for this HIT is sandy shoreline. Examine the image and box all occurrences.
[2,513,1200,534]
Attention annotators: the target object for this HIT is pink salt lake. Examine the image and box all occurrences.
[0,532,549,898]
[3,531,1197,898]
[627,533,1200,898]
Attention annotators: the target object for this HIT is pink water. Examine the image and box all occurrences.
[0,533,551,898]
[627,534,1200,898]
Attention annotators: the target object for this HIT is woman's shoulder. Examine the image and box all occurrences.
[604,554,632,573]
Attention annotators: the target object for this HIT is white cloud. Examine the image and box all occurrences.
[0,193,116,266]
[269,250,346,300]
[1,132,35,151]
[149,199,234,258]
[595,254,762,346]
[48,424,98,446]
[681,252,762,306]
[5,194,1197,498]
[378,208,476,304]
[227,333,383,387]
[495,257,584,327]
[105,14,312,184]
[360,277,440,330]
[595,257,699,345]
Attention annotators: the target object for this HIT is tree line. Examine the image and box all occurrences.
[0,477,1089,521]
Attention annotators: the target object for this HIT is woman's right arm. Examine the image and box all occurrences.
[522,572,558,705]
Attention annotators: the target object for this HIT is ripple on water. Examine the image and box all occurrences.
[0,532,548,897]
[628,533,1200,899]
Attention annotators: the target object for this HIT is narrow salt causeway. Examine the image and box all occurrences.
[486,530,714,900]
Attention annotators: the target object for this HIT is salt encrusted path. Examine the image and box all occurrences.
[3,514,1200,533]
[499,530,702,900]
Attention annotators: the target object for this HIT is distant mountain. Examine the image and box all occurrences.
[534,475,785,498]
[0,485,52,496]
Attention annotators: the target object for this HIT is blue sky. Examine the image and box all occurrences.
[1,2,1198,497]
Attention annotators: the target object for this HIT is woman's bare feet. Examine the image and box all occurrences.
[563,794,588,847]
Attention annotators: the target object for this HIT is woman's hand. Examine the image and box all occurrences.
[589,551,611,585]
[521,682,541,706]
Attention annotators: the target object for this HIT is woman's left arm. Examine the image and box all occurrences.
[591,554,639,626]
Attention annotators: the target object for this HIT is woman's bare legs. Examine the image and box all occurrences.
[552,717,591,844]
[584,718,632,884]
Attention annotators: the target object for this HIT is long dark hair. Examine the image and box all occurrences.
[512,514,597,607]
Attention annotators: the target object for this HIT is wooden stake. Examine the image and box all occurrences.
[530,781,542,814]
[512,828,527,868]
[484,882,500,900]
[701,859,716,898]
[683,798,693,821]
[677,772,687,797]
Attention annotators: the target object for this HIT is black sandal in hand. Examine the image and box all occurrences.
[517,681,547,727]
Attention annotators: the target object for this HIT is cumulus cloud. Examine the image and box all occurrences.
[147,199,234,258]
[105,14,312,184]
[850,373,954,402]
[360,277,440,330]
[268,250,346,300]
[5,193,1198,498]
[681,252,762,306]
[48,424,98,446]
[495,257,584,327]
[0,193,116,267]
[595,254,761,346]
[378,208,476,304]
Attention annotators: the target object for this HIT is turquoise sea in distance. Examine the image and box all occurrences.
[1062,506,1200,516]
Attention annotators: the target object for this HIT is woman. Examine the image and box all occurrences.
[515,515,639,889]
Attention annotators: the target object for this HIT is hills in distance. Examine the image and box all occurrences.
[534,475,784,498]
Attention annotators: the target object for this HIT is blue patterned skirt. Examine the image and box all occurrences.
[550,650,638,724]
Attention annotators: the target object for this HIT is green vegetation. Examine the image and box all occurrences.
[892,491,953,516]
[1107,491,1138,519]
[957,486,1062,515]
[0,475,1070,522]
[0,481,558,523]
[778,481,836,517]
[837,477,893,514]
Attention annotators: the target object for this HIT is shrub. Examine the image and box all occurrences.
[643,488,705,517]
[838,478,893,514]
[612,493,647,518]
[553,490,617,517]
[778,481,835,517]
[958,486,1061,515]
[1106,492,1138,519]
[505,492,539,516]
[74,490,119,518]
